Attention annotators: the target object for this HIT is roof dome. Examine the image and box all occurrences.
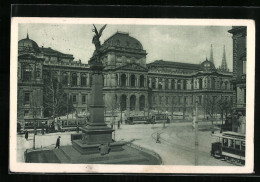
[18,34,40,52]
[201,58,215,71]
[103,32,143,50]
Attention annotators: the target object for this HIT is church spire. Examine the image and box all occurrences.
[221,45,228,72]
[209,44,214,64]
[26,30,29,39]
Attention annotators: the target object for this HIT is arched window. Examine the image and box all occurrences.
[121,74,126,87]
[81,73,86,87]
[199,79,203,89]
[165,79,169,90]
[152,78,156,89]
[158,78,163,89]
[177,80,181,90]
[130,75,135,87]
[120,95,127,111]
[130,95,136,111]
[116,40,120,46]
[183,80,187,90]
[171,79,175,90]
[139,95,145,111]
[225,81,228,90]
[211,78,215,89]
[62,72,68,85]
[36,68,41,78]
[22,64,32,81]
[71,73,77,86]
[140,75,144,87]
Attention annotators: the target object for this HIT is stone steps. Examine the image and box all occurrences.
[53,149,71,163]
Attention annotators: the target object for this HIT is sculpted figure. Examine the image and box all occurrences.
[92,24,107,51]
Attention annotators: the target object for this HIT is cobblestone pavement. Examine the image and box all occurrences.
[17,121,234,166]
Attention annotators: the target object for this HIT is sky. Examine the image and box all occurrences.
[18,23,233,70]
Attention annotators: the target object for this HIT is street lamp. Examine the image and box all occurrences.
[194,98,199,166]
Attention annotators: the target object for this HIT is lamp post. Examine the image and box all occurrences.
[195,99,199,166]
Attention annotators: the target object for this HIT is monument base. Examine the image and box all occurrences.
[72,140,125,155]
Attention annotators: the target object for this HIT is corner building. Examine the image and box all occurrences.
[17,32,233,122]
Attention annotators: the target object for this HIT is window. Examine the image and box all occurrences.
[165,79,169,90]
[24,110,29,117]
[243,58,246,74]
[225,82,228,90]
[177,80,181,90]
[223,138,228,147]
[183,80,187,90]
[72,95,77,103]
[81,74,86,86]
[23,65,32,81]
[140,75,144,87]
[36,68,41,78]
[158,79,163,89]
[116,40,120,46]
[211,78,215,89]
[24,93,30,104]
[199,79,203,89]
[152,78,156,89]
[228,139,234,148]
[72,73,77,86]
[235,140,241,150]
[82,95,86,104]
[62,72,68,85]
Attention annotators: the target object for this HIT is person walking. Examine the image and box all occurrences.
[25,130,28,141]
[156,132,161,143]
[118,120,120,129]
[55,136,61,149]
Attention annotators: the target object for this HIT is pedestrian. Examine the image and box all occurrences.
[55,136,61,149]
[41,125,45,135]
[76,125,79,133]
[156,133,160,143]
[25,130,28,141]
[118,120,120,129]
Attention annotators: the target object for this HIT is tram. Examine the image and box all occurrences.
[151,114,170,124]
[211,131,245,165]
[125,116,153,125]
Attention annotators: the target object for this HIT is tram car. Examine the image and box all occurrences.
[151,114,170,124]
[58,118,87,131]
[125,116,153,125]
[211,131,245,165]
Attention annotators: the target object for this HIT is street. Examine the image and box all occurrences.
[17,121,234,166]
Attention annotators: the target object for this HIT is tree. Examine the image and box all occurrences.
[217,96,232,132]
[43,71,74,119]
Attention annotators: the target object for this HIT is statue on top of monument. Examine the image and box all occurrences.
[92,24,107,51]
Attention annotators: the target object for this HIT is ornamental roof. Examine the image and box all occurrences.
[147,60,202,70]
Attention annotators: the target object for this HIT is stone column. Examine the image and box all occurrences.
[162,78,165,90]
[169,79,172,89]
[58,70,61,82]
[87,73,90,87]
[117,73,120,86]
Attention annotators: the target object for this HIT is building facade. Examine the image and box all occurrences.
[17,31,233,123]
[228,26,247,133]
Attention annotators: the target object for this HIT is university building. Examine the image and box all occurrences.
[17,31,233,123]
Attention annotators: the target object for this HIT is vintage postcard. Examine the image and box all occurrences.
[10,18,255,173]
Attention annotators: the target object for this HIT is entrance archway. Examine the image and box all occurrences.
[120,95,127,111]
[139,95,145,111]
[130,95,136,111]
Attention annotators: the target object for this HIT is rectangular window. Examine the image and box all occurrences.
[82,95,86,104]
[73,95,77,103]
[24,93,30,104]
[24,110,29,117]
